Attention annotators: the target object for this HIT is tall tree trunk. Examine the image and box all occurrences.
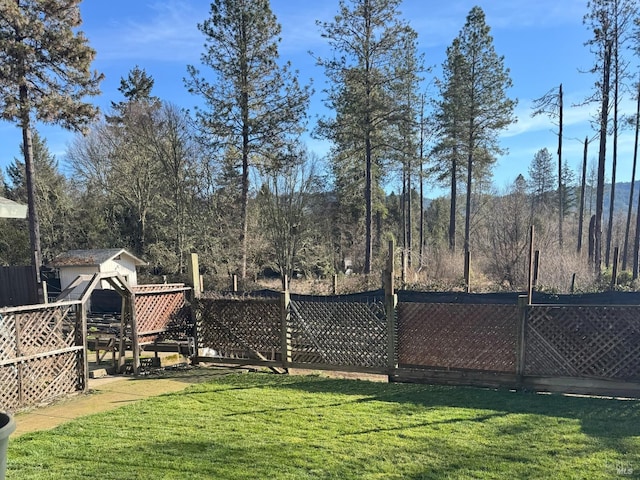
[595,41,612,278]
[605,38,620,268]
[401,166,407,256]
[464,149,473,256]
[623,80,640,271]
[239,18,249,280]
[419,95,425,268]
[407,153,412,268]
[577,136,588,254]
[558,83,563,248]
[449,153,457,252]
[364,130,373,275]
[19,83,42,270]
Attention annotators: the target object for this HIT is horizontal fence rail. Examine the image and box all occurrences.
[0,301,85,412]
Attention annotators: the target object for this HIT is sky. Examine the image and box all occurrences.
[1,0,638,197]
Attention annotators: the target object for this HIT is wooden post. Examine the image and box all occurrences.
[232,274,238,293]
[187,253,201,298]
[570,273,577,293]
[280,275,291,370]
[130,292,140,375]
[332,274,338,295]
[516,295,528,381]
[15,312,23,405]
[464,250,471,293]
[532,250,540,288]
[611,246,619,289]
[385,241,397,374]
[527,226,535,305]
[401,250,407,286]
[77,300,89,392]
[118,295,127,373]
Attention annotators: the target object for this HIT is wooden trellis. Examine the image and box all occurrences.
[397,303,518,373]
[197,297,282,361]
[133,284,192,345]
[525,305,640,380]
[0,301,86,412]
[288,298,388,369]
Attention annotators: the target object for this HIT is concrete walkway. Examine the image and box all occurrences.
[13,367,237,437]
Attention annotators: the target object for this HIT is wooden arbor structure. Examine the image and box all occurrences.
[55,271,142,374]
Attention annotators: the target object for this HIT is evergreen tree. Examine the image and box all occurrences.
[185,0,310,279]
[0,0,103,270]
[446,7,516,274]
[433,38,466,252]
[316,0,416,274]
[5,132,73,262]
[528,147,555,214]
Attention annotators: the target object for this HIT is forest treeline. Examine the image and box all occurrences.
[1,0,640,293]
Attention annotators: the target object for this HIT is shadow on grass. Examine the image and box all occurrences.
[200,373,640,447]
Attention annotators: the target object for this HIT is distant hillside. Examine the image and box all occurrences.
[606,181,640,217]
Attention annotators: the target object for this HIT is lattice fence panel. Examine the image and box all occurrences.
[525,305,640,380]
[0,365,19,411]
[289,299,388,368]
[133,285,192,344]
[19,352,82,407]
[0,312,17,362]
[197,298,281,360]
[0,302,85,412]
[397,303,518,373]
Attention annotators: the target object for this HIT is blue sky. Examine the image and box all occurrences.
[1,0,637,196]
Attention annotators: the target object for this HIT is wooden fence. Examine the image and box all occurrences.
[0,266,38,307]
[0,301,87,412]
[0,279,194,411]
[196,290,640,398]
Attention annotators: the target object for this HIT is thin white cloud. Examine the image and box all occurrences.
[90,1,206,63]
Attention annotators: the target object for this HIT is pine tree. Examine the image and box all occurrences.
[445,7,516,277]
[316,0,416,274]
[5,132,72,262]
[0,0,103,270]
[433,38,466,253]
[528,148,555,214]
[185,0,310,280]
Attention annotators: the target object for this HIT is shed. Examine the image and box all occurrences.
[0,196,27,219]
[50,248,147,295]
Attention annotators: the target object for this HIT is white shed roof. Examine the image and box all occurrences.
[49,248,147,268]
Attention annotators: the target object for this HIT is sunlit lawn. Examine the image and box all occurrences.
[8,372,640,479]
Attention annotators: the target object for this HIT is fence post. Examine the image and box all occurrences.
[527,226,535,304]
[611,246,619,289]
[129,292,140,375]
[385,241,398,374]
[464,250,471,293]
[187,253,201,298]
[76,301,89,392]
[280,275,291,370]
[15,314,23,406]
[516,295,528,383]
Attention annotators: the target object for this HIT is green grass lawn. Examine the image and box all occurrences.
[7,372,640,479]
